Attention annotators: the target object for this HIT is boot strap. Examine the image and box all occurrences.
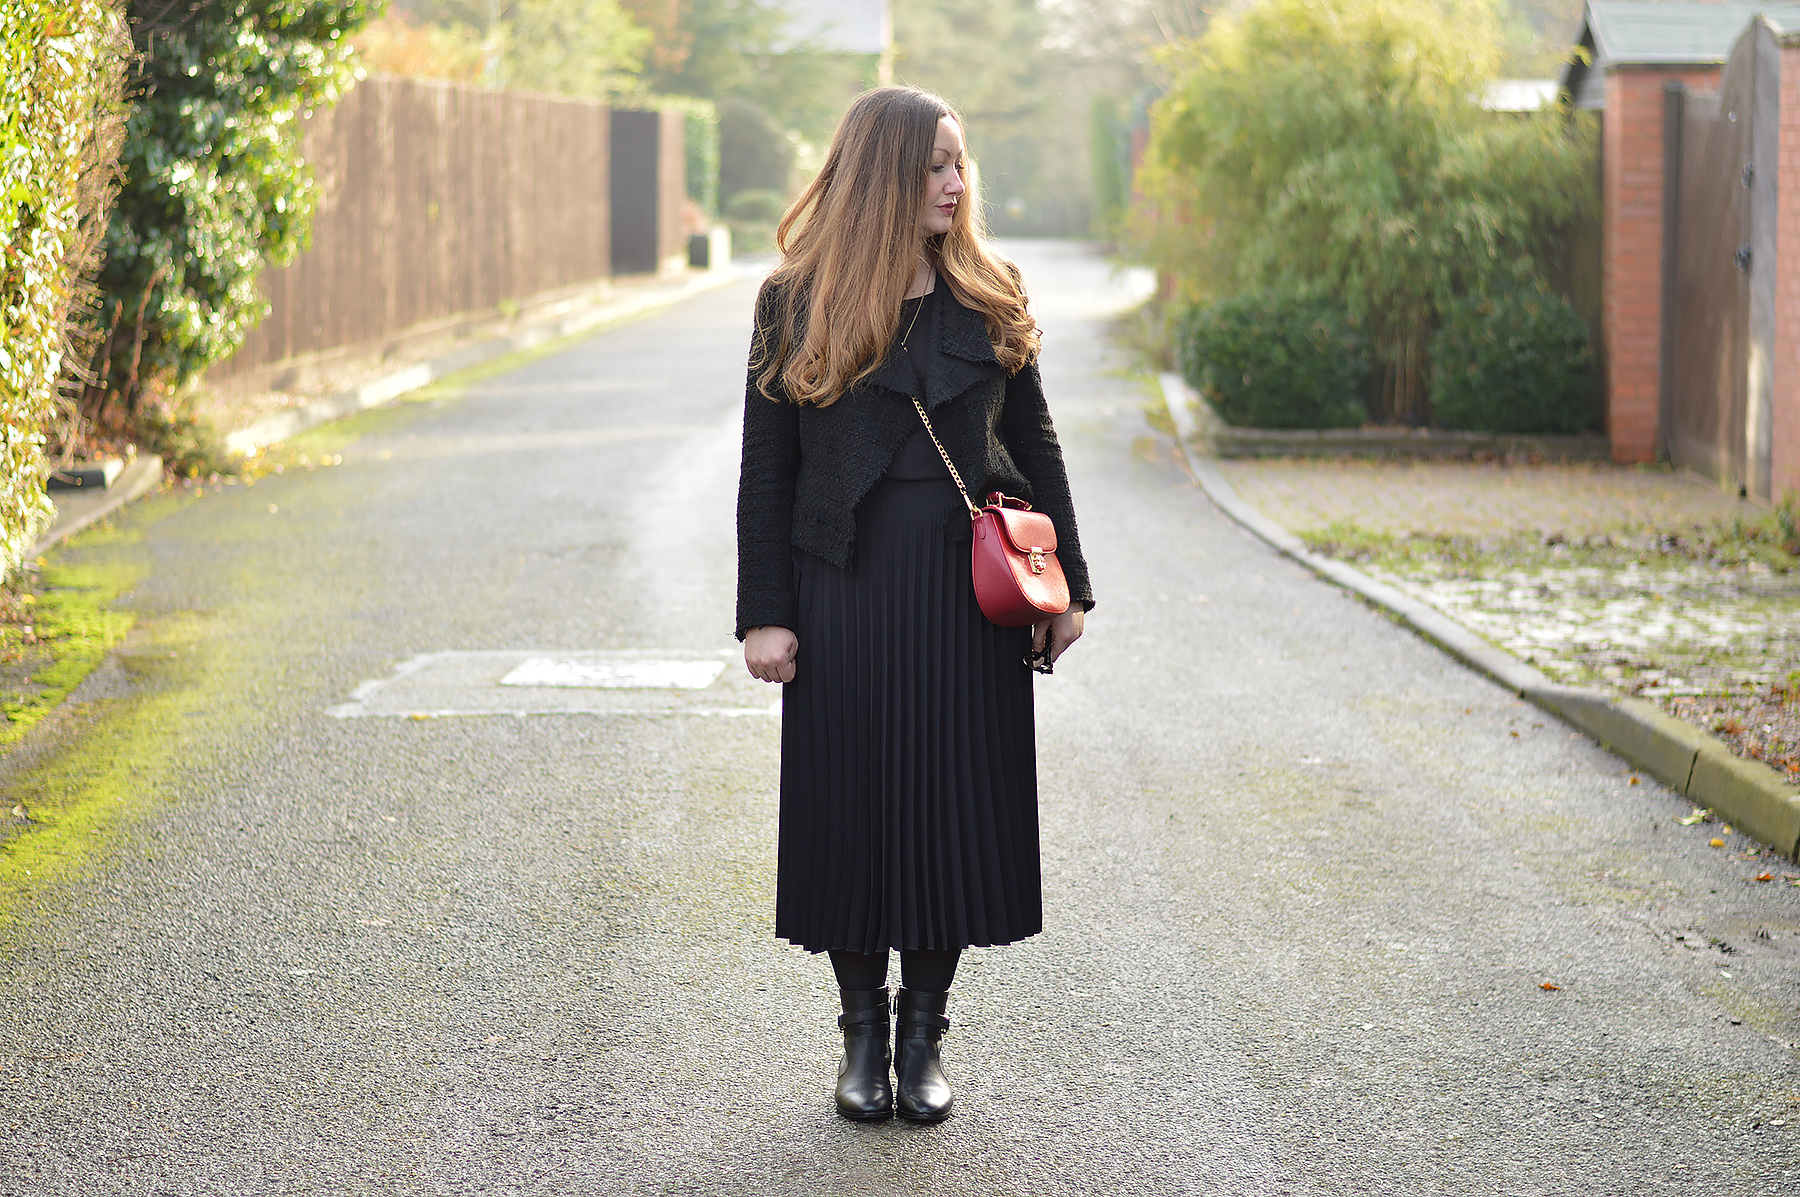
[838,1005,890,1035]
[896,1010,950,1038]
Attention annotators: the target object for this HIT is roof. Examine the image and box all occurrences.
[777,0,890,55]
[1562,2,1800,108]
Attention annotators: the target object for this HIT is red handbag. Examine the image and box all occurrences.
[911,400,1071,628]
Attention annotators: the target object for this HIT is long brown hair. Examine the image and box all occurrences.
[754,86,1040,406]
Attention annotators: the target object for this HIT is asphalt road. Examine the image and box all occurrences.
[4,242,1798,1196]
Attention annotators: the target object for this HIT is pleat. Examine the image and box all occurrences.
[774,476,1041,954]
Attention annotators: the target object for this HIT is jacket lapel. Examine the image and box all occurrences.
[923,284,1002,410]
[863,284,1002,408]
[865,335,921,400]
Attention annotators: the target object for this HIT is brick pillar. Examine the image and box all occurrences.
[1603,66,1721,464]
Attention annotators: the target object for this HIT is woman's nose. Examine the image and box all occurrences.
[945,173,965,196]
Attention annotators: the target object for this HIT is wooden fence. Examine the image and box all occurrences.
[211,76,611,391]
[1662,22,1778,499]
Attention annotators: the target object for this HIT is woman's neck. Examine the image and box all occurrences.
[904,256,935,300]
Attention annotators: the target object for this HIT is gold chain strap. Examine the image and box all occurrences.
[912,397,979,518]
[902,268,977,518]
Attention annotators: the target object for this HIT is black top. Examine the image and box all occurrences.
[887,289,951,480]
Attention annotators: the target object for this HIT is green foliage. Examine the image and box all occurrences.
[1176,291,1370,430]
[0,0,128,580]
[1089,95,1129,237]
[1139,0,1596,422]
[680,101,720,216]
[1430,288,1595,434]
[90,1,377,425]
[722,188,786,225]
[1777,494,1800,557]
[718,97,791,201]
[494,0,650,96]
[395,0,650,94]
[721,186,786,254]
[895,0,1092,235]
[0,558,137,749]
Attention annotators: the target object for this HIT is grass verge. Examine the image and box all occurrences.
[1298,514,1800,778]
[0,537,143,750]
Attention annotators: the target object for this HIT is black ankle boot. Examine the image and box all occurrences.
[835,988,893,1120]
[893,987,953,1122]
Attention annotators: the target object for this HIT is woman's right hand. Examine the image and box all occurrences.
[744,626,799,683]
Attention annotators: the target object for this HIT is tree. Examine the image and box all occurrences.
[394,0,650,97]
[1137,0,1594,421]
[352,10,486,83]
[89,1,376,440]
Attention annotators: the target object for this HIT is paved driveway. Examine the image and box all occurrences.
[2,242,1796,1195]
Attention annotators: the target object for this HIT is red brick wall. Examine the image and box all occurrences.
[1774,48,1800,498]
[1603,66,1721,463]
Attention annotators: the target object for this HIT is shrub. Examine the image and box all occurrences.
[722,186,787,254]
[0,0,127,579]
[1429,289,1595,434]
[1176,291,1369,430]
[1137,0,1596,423]
[86,2,377,436]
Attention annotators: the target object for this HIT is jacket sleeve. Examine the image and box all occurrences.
[735,305,802,640]
[998,357,1095,611]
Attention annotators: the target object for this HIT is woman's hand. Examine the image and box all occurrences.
[744,625,799,683]
[1031,606,1085,665]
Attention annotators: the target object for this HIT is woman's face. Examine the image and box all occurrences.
[921,116,966,237]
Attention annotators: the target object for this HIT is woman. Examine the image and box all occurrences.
[736,86,1093,1123]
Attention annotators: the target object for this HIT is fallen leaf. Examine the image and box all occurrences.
[1679,808,1711,826]
[1756,873,1776,882]
[1510,730,1520,738]
[1629,775,1641,785]
[1540,982,1562,991]
[1710,838,1726,848]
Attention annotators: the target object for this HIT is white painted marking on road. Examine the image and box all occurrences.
[499,657,726,690]
[328,649,777,718]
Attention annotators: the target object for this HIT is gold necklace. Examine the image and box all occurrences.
[901,268,934,350]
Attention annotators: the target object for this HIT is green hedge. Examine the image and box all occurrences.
[1430,290,1595,434]
[0,0,126,580]
[89,1,374,425]
[1176,291,1369,429]
[674,100,720,218]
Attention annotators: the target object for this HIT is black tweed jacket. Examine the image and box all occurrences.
[735,277,1094,640]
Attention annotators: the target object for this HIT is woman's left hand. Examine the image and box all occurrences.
[1031,606,1084,665]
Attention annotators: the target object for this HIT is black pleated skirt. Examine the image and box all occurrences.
[776,475,1042,953]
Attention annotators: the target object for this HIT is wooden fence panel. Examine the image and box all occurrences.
[1664,20,1779,498]
[213,77,611,389]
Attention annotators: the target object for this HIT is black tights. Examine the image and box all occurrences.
[828,948,961,993]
